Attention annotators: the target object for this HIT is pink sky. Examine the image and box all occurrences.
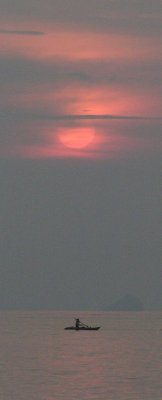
[0,1,161,159]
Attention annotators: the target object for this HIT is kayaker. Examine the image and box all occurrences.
[75,318,80,329]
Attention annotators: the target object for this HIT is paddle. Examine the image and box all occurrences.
[75,318,89,328]
[80,321,89,328]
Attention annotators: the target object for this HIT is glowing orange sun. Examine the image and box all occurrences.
[59,127,95,149]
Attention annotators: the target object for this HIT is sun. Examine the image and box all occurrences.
[58,126,95,149]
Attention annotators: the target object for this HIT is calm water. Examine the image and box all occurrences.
[0,310,161,400]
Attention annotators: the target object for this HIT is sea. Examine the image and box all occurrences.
[0,310,161,400]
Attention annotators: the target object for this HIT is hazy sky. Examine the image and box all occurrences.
[0,0,161,309]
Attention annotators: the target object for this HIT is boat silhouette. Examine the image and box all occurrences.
[64,318,101,331]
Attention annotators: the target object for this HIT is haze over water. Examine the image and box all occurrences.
[0,0,161,313]
[0,310,161,400]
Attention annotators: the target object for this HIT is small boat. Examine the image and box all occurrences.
[65,318,100,331]
[64,326,100,331]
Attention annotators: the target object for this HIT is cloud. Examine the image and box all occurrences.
[1,0,161,36]
[0,0,161,159]
[0,29,45,35]
[1,107,161,122]
[0,54,161,91]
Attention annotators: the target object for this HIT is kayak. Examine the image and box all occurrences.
[64,326,100,331]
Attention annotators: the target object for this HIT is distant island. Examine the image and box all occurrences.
[106,294,143,311]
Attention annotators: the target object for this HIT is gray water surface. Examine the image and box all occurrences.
[0,310,161,399]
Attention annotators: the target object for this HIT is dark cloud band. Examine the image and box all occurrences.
[0,29,45,35]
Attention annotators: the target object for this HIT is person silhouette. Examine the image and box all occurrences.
[75,318,80,329]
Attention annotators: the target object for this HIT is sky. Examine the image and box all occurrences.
[0,0,161,310]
